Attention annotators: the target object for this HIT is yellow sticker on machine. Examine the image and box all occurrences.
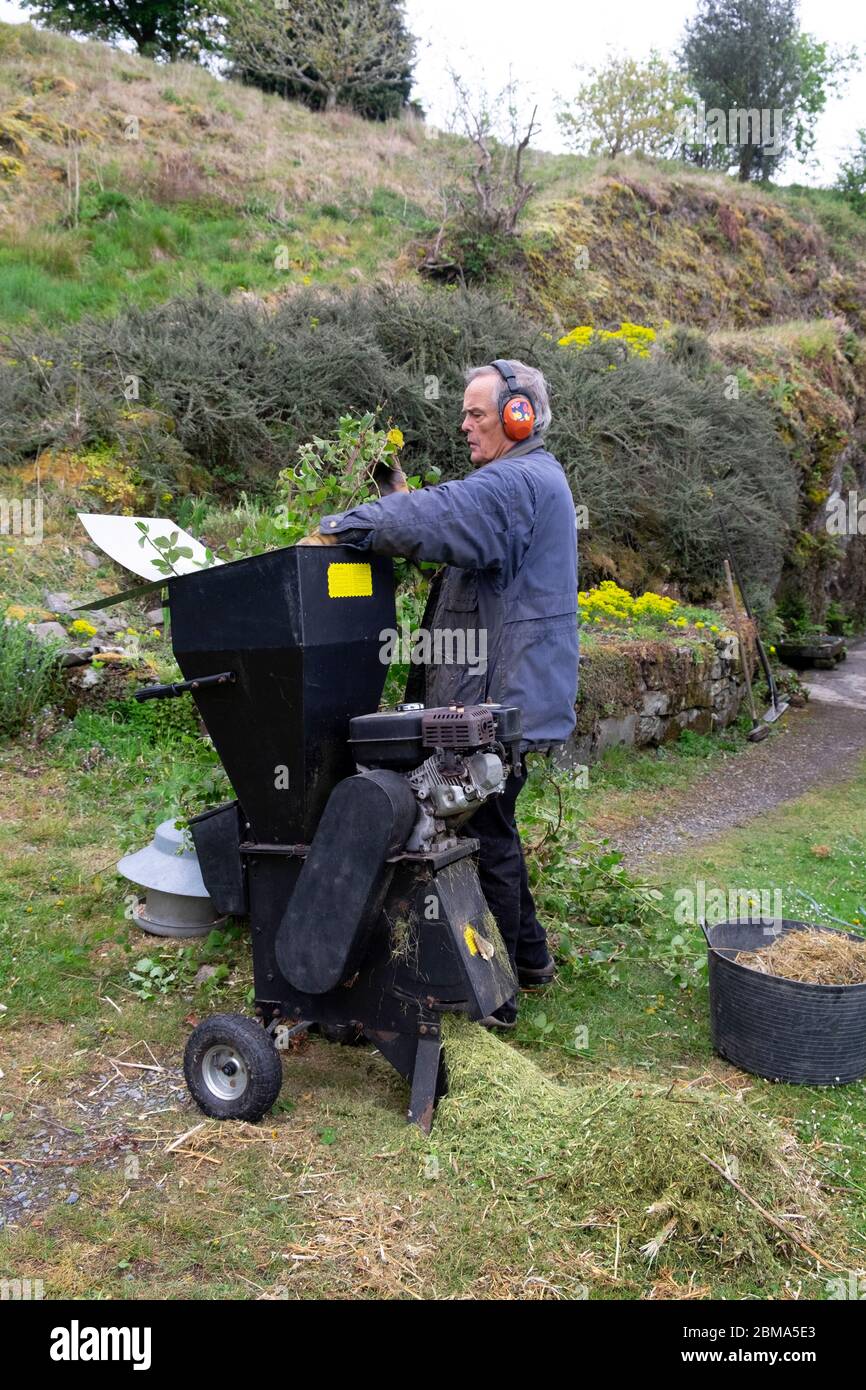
[327,562,373,598]
[463,925,495,961]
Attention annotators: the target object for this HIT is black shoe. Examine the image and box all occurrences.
[479,1004,518,1031]
[516,955,556,989]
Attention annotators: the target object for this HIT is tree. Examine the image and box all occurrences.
[25,0,220,61]
[419,73,540,282]
[835,130,866,216]
[223,0,416,120]
[679,0,857,182]
[556,51,694,159]
[448,72,539,237]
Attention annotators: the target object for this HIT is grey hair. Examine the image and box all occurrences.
[464,359,552,433]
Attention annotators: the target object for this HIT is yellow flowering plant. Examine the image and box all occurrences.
[578,580,718,634]
[558,322,657,359]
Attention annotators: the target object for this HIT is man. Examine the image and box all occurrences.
[299,360,579,1027]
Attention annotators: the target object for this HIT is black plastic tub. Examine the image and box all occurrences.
[704,917,866,1085]
[777,636,847,670]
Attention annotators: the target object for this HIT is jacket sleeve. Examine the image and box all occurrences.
[318,464,536,577]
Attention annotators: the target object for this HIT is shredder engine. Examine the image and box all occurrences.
[135,545,522,1131]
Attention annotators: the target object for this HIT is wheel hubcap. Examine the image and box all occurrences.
[202,1044,250,1101]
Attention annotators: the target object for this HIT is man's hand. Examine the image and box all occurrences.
[297,531,339,547]
[372,462,410,497]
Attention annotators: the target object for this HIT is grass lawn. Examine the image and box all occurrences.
[0,189,433,329]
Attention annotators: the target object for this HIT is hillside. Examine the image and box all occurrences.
[2,20,866,336]
[1,20,865,633]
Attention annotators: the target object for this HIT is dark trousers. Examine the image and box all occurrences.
[468,759,550,1010]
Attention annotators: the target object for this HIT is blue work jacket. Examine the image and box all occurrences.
[319,440,579,746]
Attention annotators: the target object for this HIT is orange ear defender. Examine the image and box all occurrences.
[490,359,536,441]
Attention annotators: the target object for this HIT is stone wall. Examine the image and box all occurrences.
[566,627,757,766]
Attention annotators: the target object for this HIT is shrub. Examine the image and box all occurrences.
[0,621,64,739]
[579,581,679,625]
[0,284,799,603]
[547,336,797,605]
[105,691,204,749]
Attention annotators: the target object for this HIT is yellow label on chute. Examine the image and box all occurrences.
[464,925,495,961]
[327,562,373,598]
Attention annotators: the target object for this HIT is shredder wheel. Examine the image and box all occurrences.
[184,1013,283,1122]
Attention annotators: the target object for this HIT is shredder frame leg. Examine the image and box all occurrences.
[407,1026,444,1134]
[365,1016,448,1133]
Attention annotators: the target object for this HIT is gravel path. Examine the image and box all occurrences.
[613,639,866,873]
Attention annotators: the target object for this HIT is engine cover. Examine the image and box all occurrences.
[349,703,522,771]
[275,769,417,994]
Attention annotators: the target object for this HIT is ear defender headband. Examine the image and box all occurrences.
[490,359,536,441]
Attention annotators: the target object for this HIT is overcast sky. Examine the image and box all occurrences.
[0,0,862,184]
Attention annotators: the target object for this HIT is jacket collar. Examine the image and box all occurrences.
[500,431,547,461]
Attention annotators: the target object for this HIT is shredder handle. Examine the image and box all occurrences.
[134,671,236,701]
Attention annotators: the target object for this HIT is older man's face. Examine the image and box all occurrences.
[461,373,511,466]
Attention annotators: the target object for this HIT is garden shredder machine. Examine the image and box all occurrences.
[130,544,521,1132]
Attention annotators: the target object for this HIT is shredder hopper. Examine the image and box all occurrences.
[168,546,396,844]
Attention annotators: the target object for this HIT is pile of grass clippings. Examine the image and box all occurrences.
[435,1018,839,1285]
[735,929,866,985]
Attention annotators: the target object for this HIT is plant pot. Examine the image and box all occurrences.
[777,636,847,670]
[705,917,866,1086]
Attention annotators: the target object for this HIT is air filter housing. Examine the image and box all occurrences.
[348,707,426,769]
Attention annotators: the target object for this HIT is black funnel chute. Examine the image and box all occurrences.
[167,547,395,844]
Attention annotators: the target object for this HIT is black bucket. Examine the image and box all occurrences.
[705,917,866,1085]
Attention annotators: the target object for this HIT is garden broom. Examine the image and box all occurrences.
[719,517,789,726]
[723,559,770,742]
